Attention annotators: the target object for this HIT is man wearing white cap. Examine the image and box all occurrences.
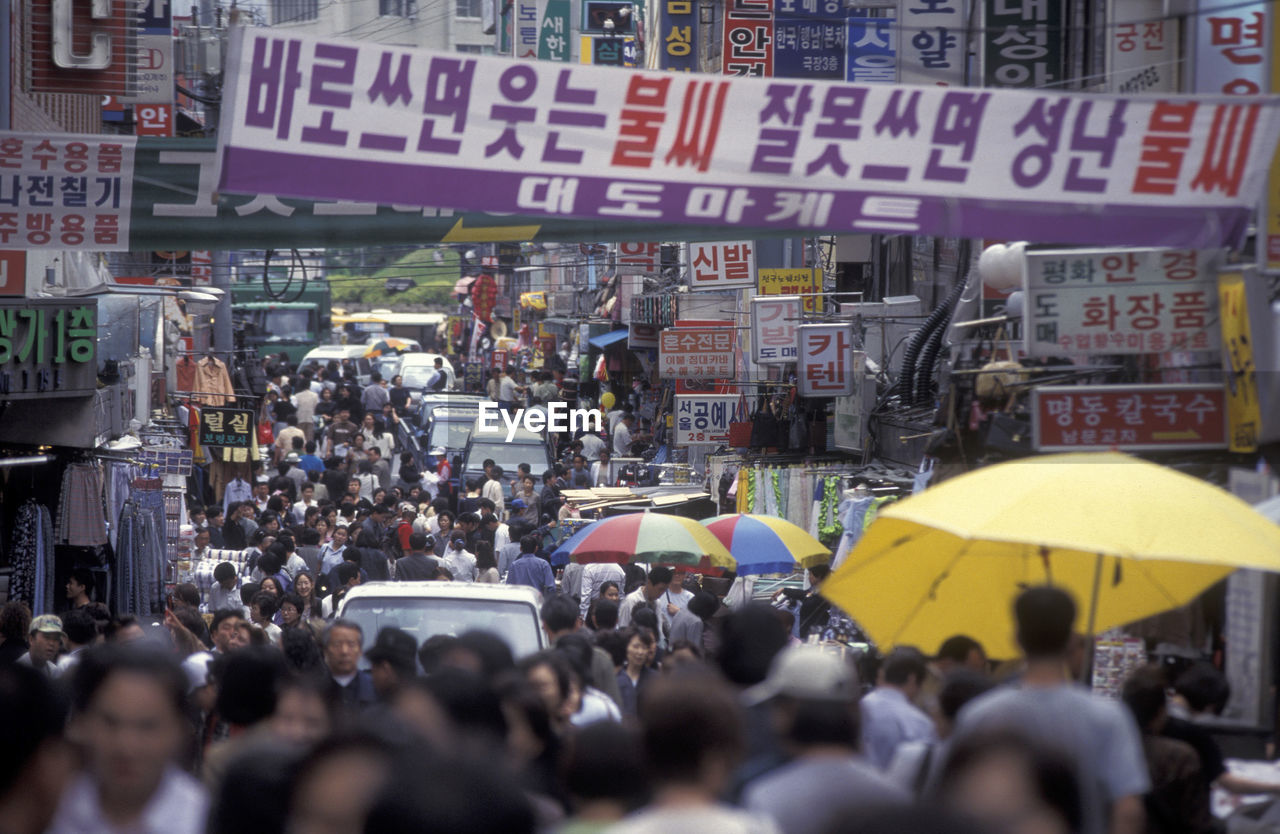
[742,646,908,834]
[17,615,64,678]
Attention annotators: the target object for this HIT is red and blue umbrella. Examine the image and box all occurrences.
[550,513,735,571]
[701,514,830,575]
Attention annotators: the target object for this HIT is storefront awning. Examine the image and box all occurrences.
[588,329,629,350]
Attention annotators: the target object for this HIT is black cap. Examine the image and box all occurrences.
[364,627,418,675]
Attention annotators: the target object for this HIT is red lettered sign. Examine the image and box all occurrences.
[1032,384,1228,451]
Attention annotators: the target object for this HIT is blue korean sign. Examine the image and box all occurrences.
[137,0,172,34]
[659,0,699,71]
[847,11,896,83]
[773,0,845,80]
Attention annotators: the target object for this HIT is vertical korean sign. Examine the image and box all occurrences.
[0,134,135,251]
[1107,0,1179,94]
[516,0,544,59]
[983,0,1064,89]
[538,0,571,61]
[128,0,176,137]
[798,323,855,396]
[847,10,895,84]
[1218,271,1260,453]
[751,295,801,363]
[898,0,965,86]
[723,0,773,76]
[774,0,845,81]
[660,0,699,71]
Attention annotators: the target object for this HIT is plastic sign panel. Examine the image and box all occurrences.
[0,133,135,251]
[898,0,964,87]
[1032,385,1228,452]
[1194,0,1269,95]
[675,394,736,445]
[686,241,756,291]
[538,0,570,61]
[751,295,801,364]
[216,29,1280,249]
[723,0,773,77]
[199,407,255,448]
[0,299,97,399]
[658,327,735,378]
[659,0,699,71]
[1107,0,1179,94]
[1024,248,1221,357]
[774,0,845,81]
[798,322,855,396]
[758,267,819,311]
[847,11,895,84]
[983,0,1064,89]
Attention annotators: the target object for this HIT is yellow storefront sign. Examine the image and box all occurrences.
[1218,272,1261,453]
[758,267,820,312]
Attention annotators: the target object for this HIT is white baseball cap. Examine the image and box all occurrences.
[743,645,860,706]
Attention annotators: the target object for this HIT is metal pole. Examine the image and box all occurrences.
[212,251,233,362]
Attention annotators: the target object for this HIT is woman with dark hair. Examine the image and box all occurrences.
[249,593,282,646]
[614,627,658,717]
[475,541,499,584]
[0,600,31,665]
[314,386,336,424]
[291,570,324,622]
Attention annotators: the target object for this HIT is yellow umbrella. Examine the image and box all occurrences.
[821,452,1280,659]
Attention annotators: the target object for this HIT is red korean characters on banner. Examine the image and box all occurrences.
[687,241,756,291]
[1032,384,1228,451]
[798,323,855,396]
[723,0,773,77]
[658,326,735,379]
[1194,1,1269,95]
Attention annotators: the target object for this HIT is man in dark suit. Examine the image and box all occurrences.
[323,620,376,712]
[395,533,439,581]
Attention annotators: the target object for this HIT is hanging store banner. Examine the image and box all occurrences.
[1024,248,1221,357]
[983,0,1065,89]
[722,0,773,76]
[0,299,98,399]
[687,241,756,291]
[1193,0,1269,96]
[751,295,801,364]
[797,323,856,396]
[579,35,637,66]
[1107,0,1179,94]
[1032,384,1228,452]
[897,0,965,87]
[846,11,895,84]
[658,326,735,378]
[774,0,845,81]
[0,133,135,251]
[215,30,1280,249]
[659,0,699,71]
[515,0,543,59]
[758,266,820,312]
[628,322,660,349]
[674,394,736,445]
[1218,271,1261,453]
[538,0,571,61]
[199,407,255,448]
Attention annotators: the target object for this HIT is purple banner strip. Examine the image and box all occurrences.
[221,146,1252,249]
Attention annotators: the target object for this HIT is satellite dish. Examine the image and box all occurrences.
[490,320,508,339]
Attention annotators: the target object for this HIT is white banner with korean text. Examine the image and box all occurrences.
[798,322,857,396]
[217,28,1280,249]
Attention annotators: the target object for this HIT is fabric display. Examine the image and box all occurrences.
[10,500,54,616]
[714,458,854,537]
[56,462,109,547]
[192,548,255,604]
[113,474,167,617]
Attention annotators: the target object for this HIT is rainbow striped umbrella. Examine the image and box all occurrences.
[702,514,831,575]
[551,513,735,570]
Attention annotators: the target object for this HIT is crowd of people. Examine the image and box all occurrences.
[0,578,1266,834]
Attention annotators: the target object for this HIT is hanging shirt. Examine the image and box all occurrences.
[194,357,236,406]
[176,356,198,392]
[222,478,252,515]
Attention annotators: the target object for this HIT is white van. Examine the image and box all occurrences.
[300,345,374,386]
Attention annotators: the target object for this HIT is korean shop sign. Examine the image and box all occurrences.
[1024,248,1220,357]
[674,394,736,445]
[1032,384,1228,452]
[687,241,756,291]
[0,299,97,399]
[217,29,1280,250]
[798,322,856,396]
[199,407,254,448]
[758,267,819,312]
[751,295,800,364]
[658,326,735,379]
